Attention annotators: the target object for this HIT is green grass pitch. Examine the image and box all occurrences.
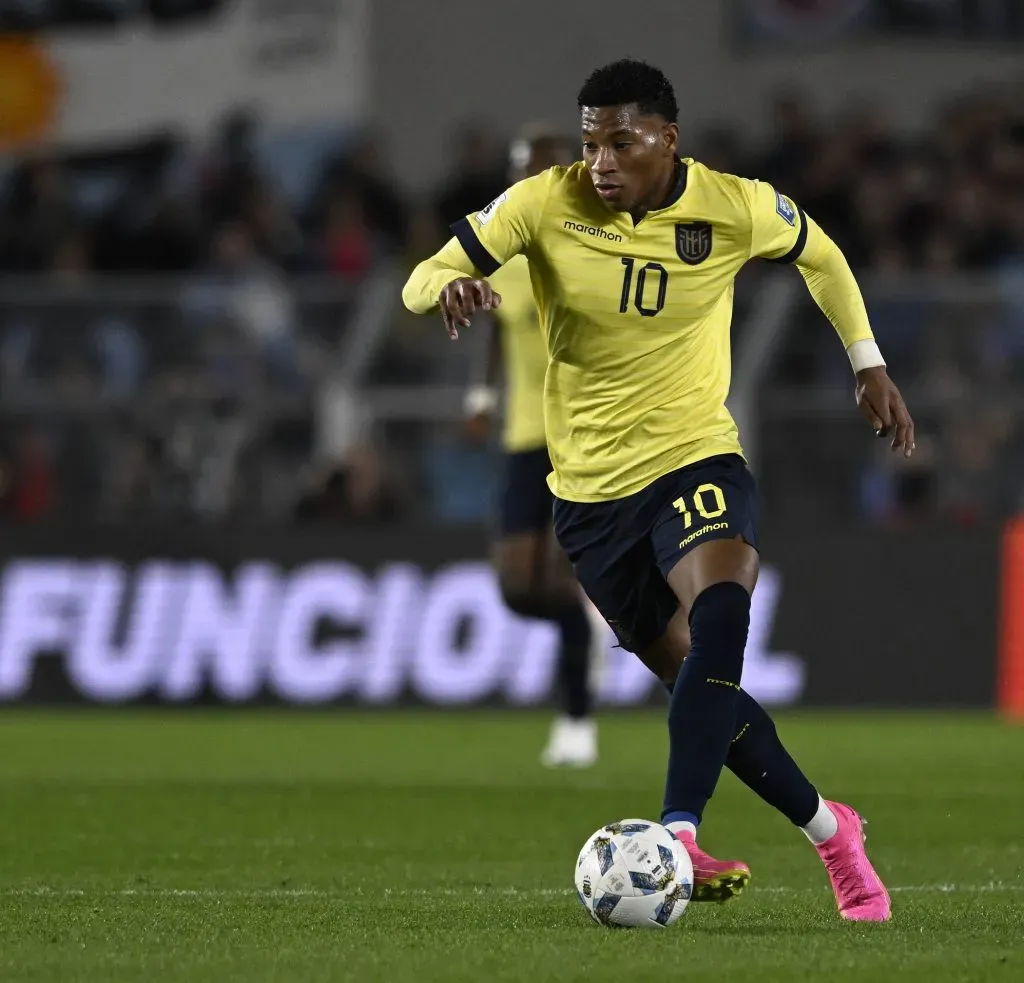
[0,710,1022,982]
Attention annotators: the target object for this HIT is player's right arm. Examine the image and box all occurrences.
[402,173,549,338]
[401,236,501,340]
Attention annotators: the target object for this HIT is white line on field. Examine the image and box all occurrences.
[1,882,1021,900]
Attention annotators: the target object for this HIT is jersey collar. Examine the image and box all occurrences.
[653,159,688,212]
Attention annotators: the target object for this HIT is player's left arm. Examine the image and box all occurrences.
[745,179,915,457]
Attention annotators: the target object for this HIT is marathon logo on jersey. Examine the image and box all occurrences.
[776,192,796,227]
[563,220,624,243]
[675,222,713,265]
[475,192,508,227]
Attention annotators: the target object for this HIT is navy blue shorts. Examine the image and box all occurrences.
[499,446,553,535]
[553,454,759,653]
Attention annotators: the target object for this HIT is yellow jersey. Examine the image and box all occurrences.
[488,255,547,452]
[405,158,873,502]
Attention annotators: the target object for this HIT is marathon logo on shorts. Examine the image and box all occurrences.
[775,192,796,226]
[675,221,713,265]
[679,521,729,549]
[475,192,508,227]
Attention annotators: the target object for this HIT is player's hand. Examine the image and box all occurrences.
[855,366,915,457]
[438,278,501,341]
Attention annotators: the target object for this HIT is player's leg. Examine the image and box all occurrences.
[660,535,757,839]
[660,606,889,919]
[495,532,597,766]
[649,456,806,836]
[552,486,750,902]
[495,448,596,766]
[650,456,890,920]
[646,540,757,902]
[585,570,752,902]
[636,455,766,899]
[540,529,603,763]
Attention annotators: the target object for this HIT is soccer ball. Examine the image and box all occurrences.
[574,818,693,928]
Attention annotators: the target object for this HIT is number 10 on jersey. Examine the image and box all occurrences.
[619,258,668,317]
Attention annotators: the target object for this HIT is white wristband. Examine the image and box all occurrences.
[464,385,498,416]
[847,339,886,374]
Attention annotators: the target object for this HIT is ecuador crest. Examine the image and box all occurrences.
[675,222,713,266]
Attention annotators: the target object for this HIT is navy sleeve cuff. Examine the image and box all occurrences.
[451,217,501,276]
[766,205,809,265]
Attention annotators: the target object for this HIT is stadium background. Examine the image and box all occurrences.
[2,6,1024,983]
[0,0,1023,713]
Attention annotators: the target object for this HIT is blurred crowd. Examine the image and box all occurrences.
[705,88,1024,274]
[4,80,1024,525]
[717,85,1024,527]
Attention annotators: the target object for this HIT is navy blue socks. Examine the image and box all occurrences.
[555,603,593,719]
[501,589,594,720]
[662,582,750,825]
[661,663,821,829]
[726,689,819,827]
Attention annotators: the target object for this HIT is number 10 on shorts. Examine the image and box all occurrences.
[672,483,727,530]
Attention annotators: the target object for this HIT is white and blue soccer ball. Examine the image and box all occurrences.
[574,818,693,928]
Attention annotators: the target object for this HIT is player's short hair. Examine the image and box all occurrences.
[577,59,678,123]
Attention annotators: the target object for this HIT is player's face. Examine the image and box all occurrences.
[580,105,678,213]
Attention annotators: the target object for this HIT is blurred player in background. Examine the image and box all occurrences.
[464,125,605,768]
[405,59,915,921]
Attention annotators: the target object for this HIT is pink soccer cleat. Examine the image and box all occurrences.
[815,800,892,922]
[673,830,751,903]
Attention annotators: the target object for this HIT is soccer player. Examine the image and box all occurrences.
[464,125,604,768]
[404,60,913,922]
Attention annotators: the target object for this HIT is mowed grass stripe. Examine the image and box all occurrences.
[0,712,1021,983]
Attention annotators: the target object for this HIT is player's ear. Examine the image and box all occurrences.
[663,123,679,157]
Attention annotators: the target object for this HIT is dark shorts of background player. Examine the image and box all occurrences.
[498,445,554,536]
[553,454,759,654]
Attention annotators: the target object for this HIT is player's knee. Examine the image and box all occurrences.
[664,610,691,662]
[686,581,750,679]
[641,623,690,689]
